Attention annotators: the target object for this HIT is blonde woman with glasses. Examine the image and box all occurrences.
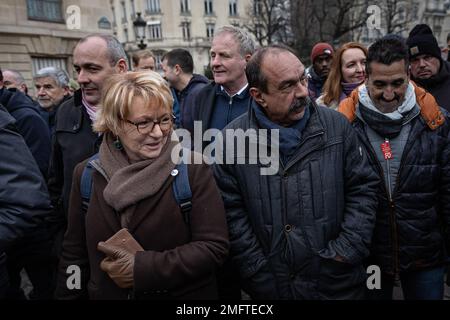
[55,71,229,300]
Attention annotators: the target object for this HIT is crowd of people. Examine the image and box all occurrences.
[0,22,449,300]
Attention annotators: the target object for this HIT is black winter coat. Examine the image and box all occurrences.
[213,102,379,299]
[0,105,52,297]
[47,90,99,247]
[0,87,51,178]
[350,108,450,275]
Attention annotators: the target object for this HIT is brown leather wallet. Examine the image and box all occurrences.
[103,228,144,254]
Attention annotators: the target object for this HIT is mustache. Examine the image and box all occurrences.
[288,96,310,113]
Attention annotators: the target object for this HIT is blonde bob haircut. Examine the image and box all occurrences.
[94,71,173,135]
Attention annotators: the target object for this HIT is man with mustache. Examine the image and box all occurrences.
[306,42,333,100]
[213,45,379,299]
[407,24,450,112]
[48,34,128,258]
[339,35,450,300]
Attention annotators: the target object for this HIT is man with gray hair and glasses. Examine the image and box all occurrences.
[34,67,71,136]
[47,34,128,258]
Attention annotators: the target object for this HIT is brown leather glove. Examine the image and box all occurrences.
[97,241,135,289]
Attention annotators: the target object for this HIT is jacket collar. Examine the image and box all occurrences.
[338,81,445,130]
[247,99,326,172]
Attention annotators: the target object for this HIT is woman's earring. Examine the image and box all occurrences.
[113,137,123,150]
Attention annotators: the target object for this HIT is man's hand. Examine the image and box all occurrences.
[97,241,135,289]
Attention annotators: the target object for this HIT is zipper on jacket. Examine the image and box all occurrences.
[356,124,399,276]
[387,121,425,278]
[227,96,233,124]
[381,138,400,277]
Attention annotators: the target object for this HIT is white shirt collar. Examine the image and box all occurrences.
[221,83,248,97]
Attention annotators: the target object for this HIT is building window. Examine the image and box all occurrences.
[27,0,63,22]
[148,22,162,40]
[124,28,129,42]
[111,6,117,27]
[121,1,127,23]
[229,0,238,16]
[206,23,215,40]
[32,57,67,76]
[204,0,214,15]
[153,50,166,71]
[180,0,190,14]
[98,16,112,29]
[181,21,191,41]
[146,0,161,14]
[253,0,263,15]
[130,0,136,19]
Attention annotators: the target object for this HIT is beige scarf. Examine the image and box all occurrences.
[99,132,181,227]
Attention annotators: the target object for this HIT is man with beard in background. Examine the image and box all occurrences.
[213,45,379,299]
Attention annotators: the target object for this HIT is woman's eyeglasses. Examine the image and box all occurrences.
[126,114,175,134]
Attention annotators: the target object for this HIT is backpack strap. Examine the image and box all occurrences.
[172,162,192,225]
[80,153,99,214]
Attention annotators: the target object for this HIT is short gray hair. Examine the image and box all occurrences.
[78,34,127,66]
[34,67,70,88]
[3,69,25,84]
[215,25,256,57]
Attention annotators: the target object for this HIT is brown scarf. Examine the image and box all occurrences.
[99,132,181,226]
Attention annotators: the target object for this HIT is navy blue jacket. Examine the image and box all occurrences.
[0,87,51,178]
[192,82,250,149]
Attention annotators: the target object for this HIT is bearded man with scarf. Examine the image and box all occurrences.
[339,35,450,300]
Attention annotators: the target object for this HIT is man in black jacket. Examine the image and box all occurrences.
[0,105,52,299]
[47,34,128,257]
[407,24,450,112]
[213,45,379,299]
[339,36,450,300]
[0,68,51,178]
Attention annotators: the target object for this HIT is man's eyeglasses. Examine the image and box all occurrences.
[126,114,175,134]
